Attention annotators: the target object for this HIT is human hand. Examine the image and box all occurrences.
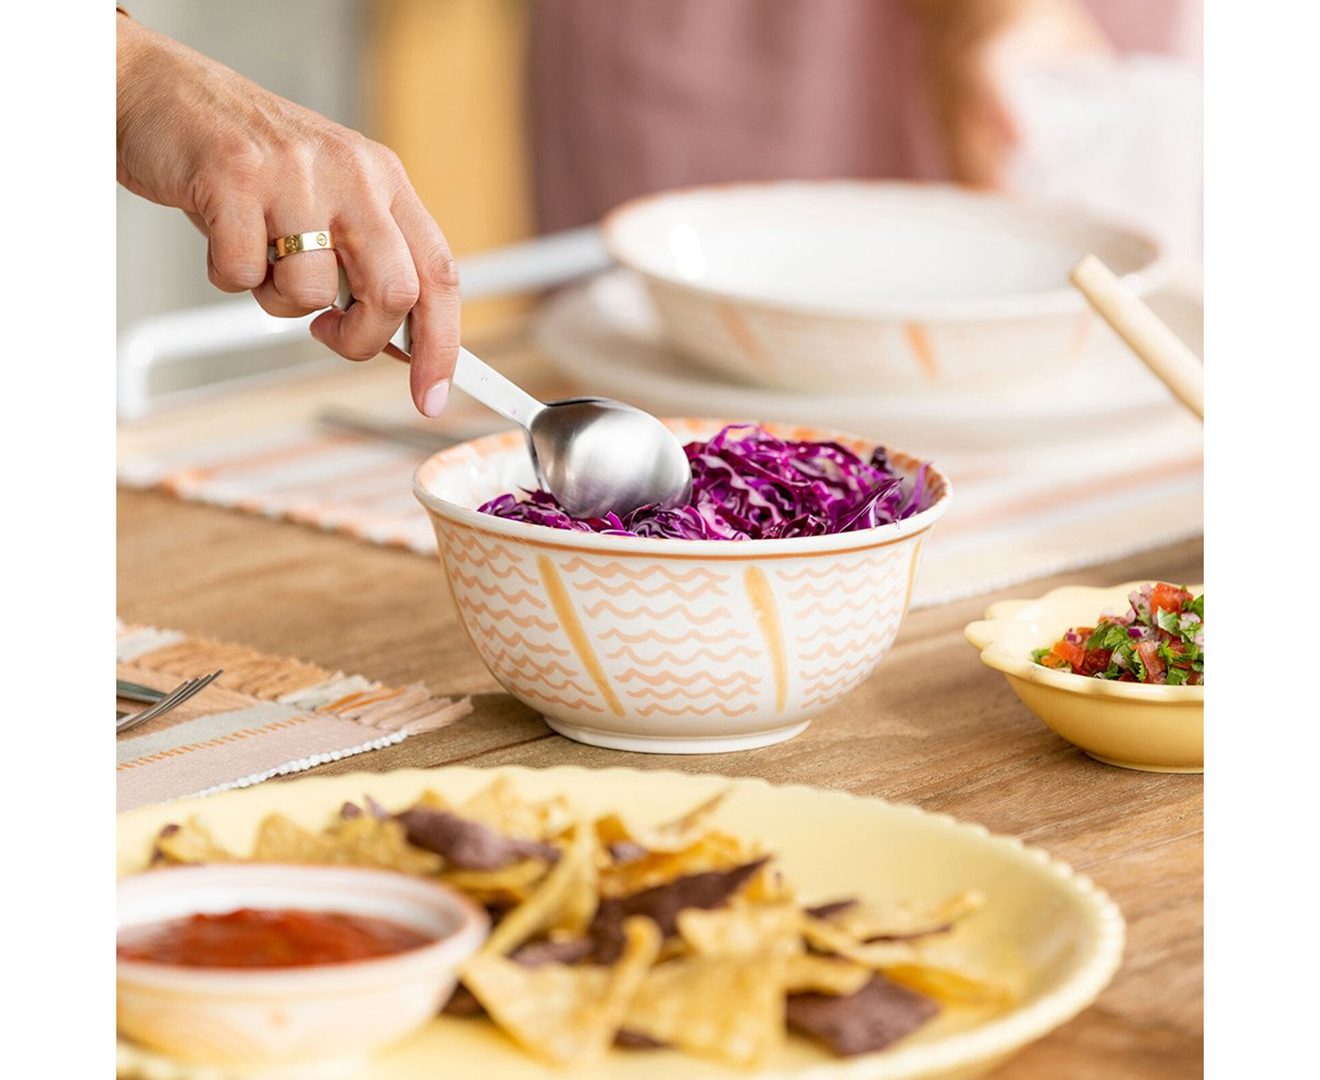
[910,0,1111,188]
[116,15,459,417]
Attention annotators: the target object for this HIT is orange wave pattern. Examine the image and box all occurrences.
[436,521,615,718]
[455,596,558,632]
[557,557,765,720]
[616,668,759,689]
[605,644,760,664]
[560,559,726,584]
[597,627,748,644]
[626,683,757,705]
[784,548,914,710]
[481,647,594,695]
[449,568,548,609]
[574,577,725,600]
[795,618,879,643]
[484,626,571,657]
[582,599,732,624]
[634,700,761,718]
[495,674,606,715]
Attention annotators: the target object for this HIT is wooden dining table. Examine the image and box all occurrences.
[117,461,1202,1080]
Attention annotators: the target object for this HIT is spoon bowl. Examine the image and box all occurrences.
[529,397,692,519]
[334,272,692,519]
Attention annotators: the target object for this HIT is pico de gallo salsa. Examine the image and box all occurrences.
[1032,583,1204,686]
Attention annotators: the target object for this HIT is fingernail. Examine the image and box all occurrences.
[422,379,450,418]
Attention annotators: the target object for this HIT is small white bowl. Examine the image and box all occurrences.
[964,581,1204,772]
[413,419,951,753]
[117,863,489,1072]
[601,180,1165,394]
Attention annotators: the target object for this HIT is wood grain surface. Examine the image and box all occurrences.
[117,485,1203,1079]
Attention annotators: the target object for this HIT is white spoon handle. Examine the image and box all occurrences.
[451,347,545,429]
[1070,254,1204,420]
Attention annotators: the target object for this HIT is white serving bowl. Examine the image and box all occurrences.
[413,419,951,753]
[116,863,489,1073]
[600,180,1165,394]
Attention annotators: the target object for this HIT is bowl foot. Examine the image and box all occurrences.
[1083,751,1203,774]
[541,718,810,754]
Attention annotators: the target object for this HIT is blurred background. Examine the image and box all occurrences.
[117,0,1201,341]
[115,0,1206,620]
[117,0,540,380]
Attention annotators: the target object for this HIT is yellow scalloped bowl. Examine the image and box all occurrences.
[964,581,1203,773]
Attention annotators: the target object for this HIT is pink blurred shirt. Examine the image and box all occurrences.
[528,0,1201,231]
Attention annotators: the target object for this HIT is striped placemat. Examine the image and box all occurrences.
[115,321,1203,610]
[116,621,471,812]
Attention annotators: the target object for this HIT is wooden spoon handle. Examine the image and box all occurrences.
[1070,254,1204,420]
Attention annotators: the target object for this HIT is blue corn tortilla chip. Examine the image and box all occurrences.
[786,974,940,1056]
[805,898,858,920]
[395,807,561,871]
[614,1029,667,1050]
[589,857,769,962]
[510,937,596,968]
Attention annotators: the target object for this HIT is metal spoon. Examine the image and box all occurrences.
[335,275,692,518]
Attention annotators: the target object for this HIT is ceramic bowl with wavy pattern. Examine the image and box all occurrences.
[413,419,951,753]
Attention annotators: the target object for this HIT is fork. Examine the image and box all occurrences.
[116,670,224,735]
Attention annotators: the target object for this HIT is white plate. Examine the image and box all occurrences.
[533,270,1202,457]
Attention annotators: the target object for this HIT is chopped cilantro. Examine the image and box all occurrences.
[1032,583,1203,685]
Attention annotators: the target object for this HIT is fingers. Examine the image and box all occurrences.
[253,245,339,317]
[308,210,419,363]
[205,199,268,293]
[390,189,462,416]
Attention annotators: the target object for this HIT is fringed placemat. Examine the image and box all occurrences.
[116,622,471,812]
[115,313,1203,609]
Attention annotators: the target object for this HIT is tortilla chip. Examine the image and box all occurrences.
[800,913,922,967]
[595,790,732,854]
[396,807,559,871]
[676,902,802,958]
[249,813,345,863]
[816,891,986,942]
[458,777,573,842]
[802,914,1021,1006]
[509,935,595,968]
[441,858,552,907]
[881,942,1025,1008]
[786,974,940,1056]
[150,819,235,866]
[250,813,441,875]
[785,954,874,997]
[590,858,770,962]
[460,916,661,1067]
[623,948,789,1066]
[482,823,598,955]
[598,831,757,898]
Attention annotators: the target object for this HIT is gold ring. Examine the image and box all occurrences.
[273,230,334,259]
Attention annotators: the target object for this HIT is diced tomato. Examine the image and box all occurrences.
[1135,640,1166,681]
[1049,640,1086,672]
[1150,583,1191,617]
[1079,649,1112,677]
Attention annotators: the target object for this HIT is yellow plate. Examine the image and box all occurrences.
[117,766,1125,1080]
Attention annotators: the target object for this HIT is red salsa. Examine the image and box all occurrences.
[117,907,433,969]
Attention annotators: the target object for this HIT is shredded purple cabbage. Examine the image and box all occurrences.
[477,424,932,540]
